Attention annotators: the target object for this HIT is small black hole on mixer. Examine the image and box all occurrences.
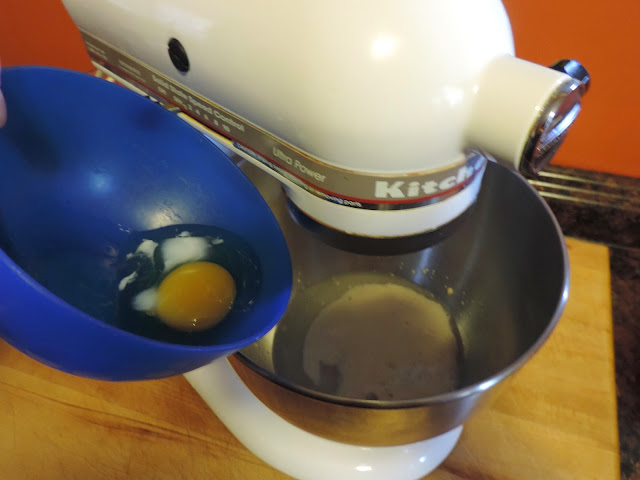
[168,38,190,73]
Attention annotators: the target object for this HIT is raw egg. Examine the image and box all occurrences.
[136,261,236,332]
[117,225,261,341]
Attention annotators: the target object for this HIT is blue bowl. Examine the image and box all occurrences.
[0,66,292,381]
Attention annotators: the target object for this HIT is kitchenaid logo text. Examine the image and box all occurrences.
[374,159,485,199]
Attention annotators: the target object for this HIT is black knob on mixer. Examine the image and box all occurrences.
[168,38,190,73]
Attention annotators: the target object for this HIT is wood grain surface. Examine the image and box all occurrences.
[0,238,619,479]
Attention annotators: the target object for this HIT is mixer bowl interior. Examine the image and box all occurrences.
[235,159,568,444]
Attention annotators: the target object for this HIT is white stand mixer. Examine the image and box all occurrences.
[186,358,462,480]
[60,1,588,478]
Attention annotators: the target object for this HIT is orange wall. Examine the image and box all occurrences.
[1,1,638,177]
[0,0,91,71]
[502,0,640,177]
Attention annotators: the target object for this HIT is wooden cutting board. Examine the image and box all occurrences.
[0,238,619,480]
[432,238,620,480]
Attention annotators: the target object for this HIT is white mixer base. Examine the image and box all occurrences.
[185,358,462,480]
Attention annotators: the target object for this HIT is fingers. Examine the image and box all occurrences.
[0,89,6,128]
[0,61,5,127]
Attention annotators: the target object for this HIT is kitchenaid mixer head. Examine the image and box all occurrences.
[60,0,589,242]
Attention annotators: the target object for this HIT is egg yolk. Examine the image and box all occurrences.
[155,261,236,332]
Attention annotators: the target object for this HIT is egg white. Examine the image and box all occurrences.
[161,236,211,273]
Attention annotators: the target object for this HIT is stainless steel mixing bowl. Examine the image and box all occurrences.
[231,159,568,446]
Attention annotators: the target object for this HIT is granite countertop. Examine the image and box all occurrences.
[528,165,640,479]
